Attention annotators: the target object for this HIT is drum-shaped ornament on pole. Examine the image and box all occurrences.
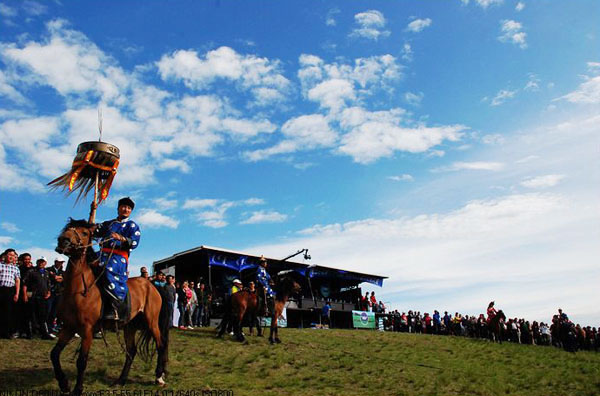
[48,141,120,204]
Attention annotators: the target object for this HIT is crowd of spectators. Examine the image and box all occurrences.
[0,249,64,340]
[380,307,599,352]
[146,269,213,330]
[359,290,386,313]
[0,247,215,339]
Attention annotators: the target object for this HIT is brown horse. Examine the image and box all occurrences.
[217,289,262,342]
[51,219,169,395]
[488,310,506,343]
[267,272,301,344]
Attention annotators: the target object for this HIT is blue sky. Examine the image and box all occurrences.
[1,0,599,324]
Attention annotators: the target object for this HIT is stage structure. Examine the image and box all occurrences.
[152,245,387,328]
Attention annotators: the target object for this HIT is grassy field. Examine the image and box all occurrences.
[1,327,599,396]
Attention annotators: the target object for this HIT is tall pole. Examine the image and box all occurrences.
[88,108,103,224]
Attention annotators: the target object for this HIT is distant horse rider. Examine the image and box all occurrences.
[94,197,141,321]
[487,301,498,324]
[256,255,274,316]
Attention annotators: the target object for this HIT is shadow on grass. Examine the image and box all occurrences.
[0,367,55,388]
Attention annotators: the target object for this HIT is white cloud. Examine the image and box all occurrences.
[437,161,505,172]
[475,0,504,8]
[498,20,527,49]
[0,236,14,245]
[240,210,288,224]
[298,54,402,114]
[515,2,525,11]
[137,209,180,229]
[338,118,465,164]
[22,1,47,16]
[152,198,178,210]
[520,174,565,189]
[401,43,413,62]
[557,75,600,104]
[326,8,340,26]
[406,18,432,33]
[524,73,540,91]
[156,46,290,105]
[404,91,424,106]
[243,198,265,206]
[3,20,128,100]
[0,70,28,104]
[388,174,414,182]
[0,4,17,17]
[350,10,390,40]
[182,198,219,210]
[244,114,336,161]
[1,222,20,233]
[587,62,600,73]
[490,89,518,106]
[182,197,268,228]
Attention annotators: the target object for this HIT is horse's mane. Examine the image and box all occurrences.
[60,217,94,235]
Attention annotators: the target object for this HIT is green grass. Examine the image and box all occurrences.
[1,328,599,396]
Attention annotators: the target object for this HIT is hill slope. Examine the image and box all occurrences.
[1,328,599,396]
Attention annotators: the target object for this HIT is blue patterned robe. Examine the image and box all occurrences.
[95,217,141,300]
[257,266,274,297]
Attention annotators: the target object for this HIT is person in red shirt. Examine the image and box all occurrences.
[487,301,498,324]
[369,292,377,312]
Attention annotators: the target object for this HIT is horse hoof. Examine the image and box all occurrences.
[155,375,166,387]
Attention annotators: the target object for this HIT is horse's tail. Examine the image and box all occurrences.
[137,286,170,363]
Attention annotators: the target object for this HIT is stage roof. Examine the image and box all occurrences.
[153,245,387,287]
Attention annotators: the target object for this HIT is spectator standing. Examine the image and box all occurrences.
[164,275,176,328]
[369,292,377,312]
[322,301,331,327]
[140,267,149,279]
[188,281,198,329]
[432,310,441,334]
[0,249,20,339]
[443,311,451,335]
[22,257,55,339]
[18,253,35,338]
[196,283,208,327]
[176,281,187,329]
[47,258,65,333]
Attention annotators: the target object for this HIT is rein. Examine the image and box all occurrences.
[66,227,115,298]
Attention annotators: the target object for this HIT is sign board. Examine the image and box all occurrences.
[260,308,287,327]
[352,310,376,329]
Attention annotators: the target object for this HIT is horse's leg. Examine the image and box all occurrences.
[146,309,167,386]
[72,325,93,396]
[114,325,137,386]
[216,316,227,338]
[235,309,246,343]
[50,326,75,393]
[255,314,263,337]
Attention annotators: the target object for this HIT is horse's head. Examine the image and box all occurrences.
[497,310,506,321]
[275,271,302,296]
[56,218,96,257]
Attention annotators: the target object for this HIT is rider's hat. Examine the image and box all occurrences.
[233,279,242,285]
[118,197,135,209]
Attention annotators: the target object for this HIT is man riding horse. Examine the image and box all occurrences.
[256,255,274,316]
[94,197,141,321]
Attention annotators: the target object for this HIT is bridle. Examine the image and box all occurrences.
[62,225,106,297]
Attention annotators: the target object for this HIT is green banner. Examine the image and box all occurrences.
[352,310,376,329]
